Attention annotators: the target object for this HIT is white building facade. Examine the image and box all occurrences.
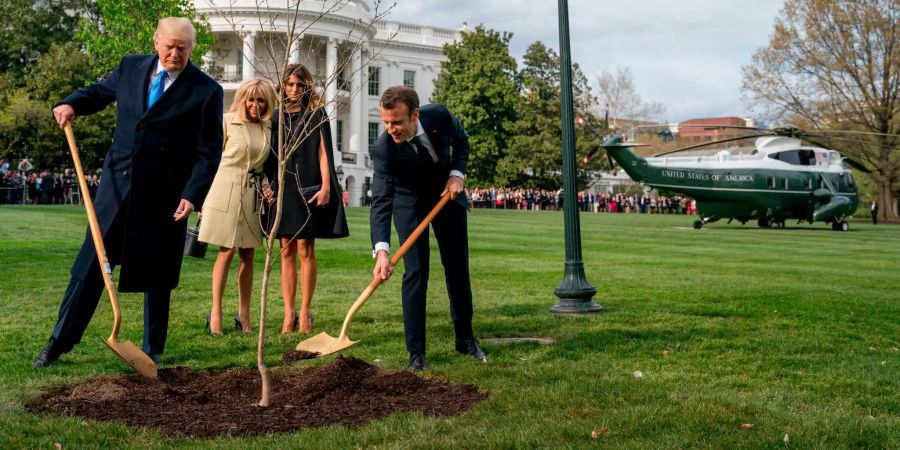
[194,0,459,206]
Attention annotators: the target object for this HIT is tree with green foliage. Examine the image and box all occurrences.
[432,25,519,186]
[77,0,216,78]
[0,0,90,84]
[499,41,602,189]
[0,42,113,169]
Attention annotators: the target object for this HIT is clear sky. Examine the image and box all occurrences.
[385,0,786,123]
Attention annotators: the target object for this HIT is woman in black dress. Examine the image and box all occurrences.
[266,64,349,333]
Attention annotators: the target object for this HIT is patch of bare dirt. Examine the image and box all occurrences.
[27,356,487,438]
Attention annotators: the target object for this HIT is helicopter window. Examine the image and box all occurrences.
[843,172,855,188]
[806,178,813,189]
[768,176,776,188]
[782,178,789,189]
[818,178,825,189]
[768,150,815,166]
[798,150,815,165]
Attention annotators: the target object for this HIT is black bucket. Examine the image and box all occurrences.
[184,219,207,258]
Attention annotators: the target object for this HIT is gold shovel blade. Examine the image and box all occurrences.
[102,338,158,379]
[295,331,358,357]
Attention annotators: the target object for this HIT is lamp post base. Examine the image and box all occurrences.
[550,261,601,314]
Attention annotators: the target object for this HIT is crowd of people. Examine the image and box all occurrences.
[0,160,100,205]
[467,187,697,214]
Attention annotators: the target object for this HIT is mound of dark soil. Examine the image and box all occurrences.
[27,357,487,438]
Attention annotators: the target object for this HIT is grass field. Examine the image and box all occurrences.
[0,205,898,449]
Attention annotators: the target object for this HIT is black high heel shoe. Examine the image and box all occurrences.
[234,314,244,332]
[206,313,222,337]
[293,312,299,332]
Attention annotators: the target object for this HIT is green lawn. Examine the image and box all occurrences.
[1,205,897,449]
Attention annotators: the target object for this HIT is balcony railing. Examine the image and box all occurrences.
[215,69,242,83]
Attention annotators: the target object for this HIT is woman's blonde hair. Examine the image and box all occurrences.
[280,63,323,110]
[229,78,276,122]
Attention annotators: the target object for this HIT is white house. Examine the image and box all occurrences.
[194,0,460,205]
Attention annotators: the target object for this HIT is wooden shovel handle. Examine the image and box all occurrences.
[336,192,452,339]
[63,124,122,342]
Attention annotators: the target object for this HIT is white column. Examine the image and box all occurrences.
[242,31,256,81]
[348,46,362,154]
[325,37,338,155]
[288,34,301,64]
[358,46,369,160]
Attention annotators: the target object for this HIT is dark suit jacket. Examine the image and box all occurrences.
[370,104,469,248]
[61,55,223,291]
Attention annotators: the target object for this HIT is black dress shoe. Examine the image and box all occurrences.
[33,337,62,368]
[456,338,488,362]
[148,354,162,366]
[408,352,428,372]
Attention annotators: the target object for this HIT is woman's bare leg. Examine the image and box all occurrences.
[280,237,298,333]
[210,247,235,335]
[236,247,255,332]
[297,238,316,333]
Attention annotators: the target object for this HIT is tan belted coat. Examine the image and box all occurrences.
[199,112,271,248]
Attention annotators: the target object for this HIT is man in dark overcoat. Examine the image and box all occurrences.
[34,17,223,367]
[370,86,486,371]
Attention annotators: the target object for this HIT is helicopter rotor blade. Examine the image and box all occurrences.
[676,124,763,132]
[653,133,775,157]
[841,157,872,173]
[800,132,899,150]
[804,129,900,138]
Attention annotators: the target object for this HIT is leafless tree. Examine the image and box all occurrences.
[742,0,900,221]
[203,0,395,407]
[595,66,666,126]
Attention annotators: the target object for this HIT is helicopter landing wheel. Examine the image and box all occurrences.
[693,220,703,229]
[831,219,849,231]
[757,217,772,228]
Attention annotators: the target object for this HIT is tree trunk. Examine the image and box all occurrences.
[878,180,899,222]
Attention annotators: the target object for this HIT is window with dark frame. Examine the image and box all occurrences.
[403,70,415,88]
[368,66,380,96]
[368,122,379,153]
[336,120,343,152]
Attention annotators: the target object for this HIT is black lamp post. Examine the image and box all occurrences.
[551,0,601,314]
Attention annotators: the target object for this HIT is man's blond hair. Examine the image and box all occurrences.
[154,17,196,48]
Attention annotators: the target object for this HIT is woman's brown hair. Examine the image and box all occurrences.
[280,63,323,110]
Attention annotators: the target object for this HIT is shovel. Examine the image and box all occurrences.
[296,192,452,357]
[63,124,158,379]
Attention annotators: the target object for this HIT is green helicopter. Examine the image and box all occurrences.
[600,126,869,231]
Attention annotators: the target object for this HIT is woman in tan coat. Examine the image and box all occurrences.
[199,79,276,335]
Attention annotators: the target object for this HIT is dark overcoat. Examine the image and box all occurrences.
[61,55,223,291]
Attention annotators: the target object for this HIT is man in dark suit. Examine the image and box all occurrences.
[34,17,223,368]
[370,86,486,371]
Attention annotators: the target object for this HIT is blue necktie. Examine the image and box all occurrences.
[147,71,168,109]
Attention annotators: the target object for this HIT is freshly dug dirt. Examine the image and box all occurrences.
[282,349,319,362]
[27,357,487,438]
